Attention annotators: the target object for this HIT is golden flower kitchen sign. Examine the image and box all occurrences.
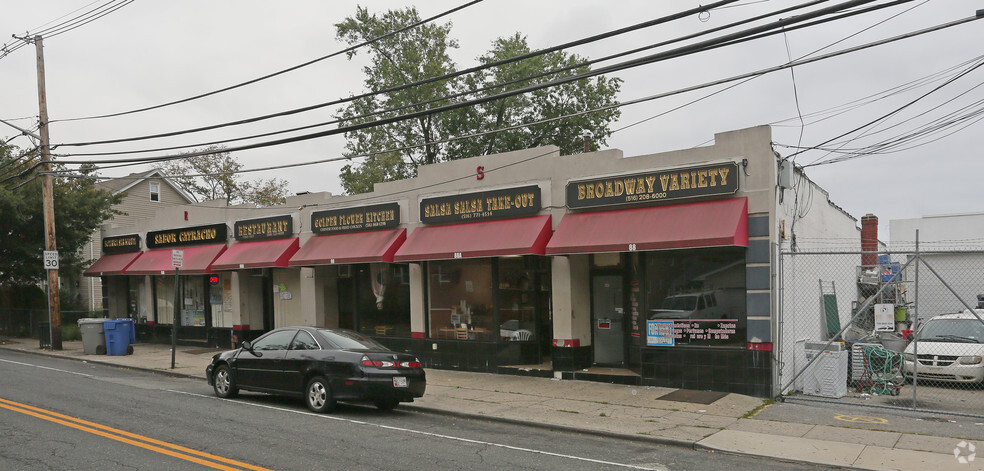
[311,202,400,235]
[566,162,739,209]
[421,185,540,224]
[234,215,293,241]
[146,223,228,249]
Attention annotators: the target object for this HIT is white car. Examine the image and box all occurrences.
[903,310,984,384]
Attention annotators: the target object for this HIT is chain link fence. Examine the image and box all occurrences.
[778,247,984,417]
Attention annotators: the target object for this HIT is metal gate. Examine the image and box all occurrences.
[778,242,984,417]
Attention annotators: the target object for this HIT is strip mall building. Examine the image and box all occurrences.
[85,126,860,397]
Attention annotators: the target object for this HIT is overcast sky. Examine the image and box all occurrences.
[2,1,982,242]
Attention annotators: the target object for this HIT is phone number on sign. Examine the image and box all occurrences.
[625,193,667,202]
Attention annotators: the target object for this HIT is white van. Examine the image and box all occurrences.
[648,289,743,321]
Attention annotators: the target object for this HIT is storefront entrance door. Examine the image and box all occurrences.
[592,274,625,366]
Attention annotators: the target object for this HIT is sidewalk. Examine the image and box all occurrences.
[1,337,979,470]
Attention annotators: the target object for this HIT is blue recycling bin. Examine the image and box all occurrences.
[103,319,135,356]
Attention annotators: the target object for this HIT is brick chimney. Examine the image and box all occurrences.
[861,213,878,268]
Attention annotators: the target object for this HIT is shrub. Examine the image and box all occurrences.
[62,324,82,341]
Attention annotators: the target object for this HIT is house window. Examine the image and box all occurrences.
[150,181,160,202]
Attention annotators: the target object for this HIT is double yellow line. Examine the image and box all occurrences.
[0,397,274,471]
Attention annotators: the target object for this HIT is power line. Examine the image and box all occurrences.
[796,57,984,167]
[48,0,487,123]
[36,9,981,188]
[0,1,132,60]
[43,0,885,168]
[59,0,834,158]
[55,0,744,145]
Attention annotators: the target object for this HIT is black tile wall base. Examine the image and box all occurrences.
[552,346,591,371]
[559,371,641,386]
[497,366,554,378]
[383,338,542,374]
[136,325,236,349]
[640,346,772,397]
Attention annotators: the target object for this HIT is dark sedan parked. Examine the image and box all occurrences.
[206,326,426,412]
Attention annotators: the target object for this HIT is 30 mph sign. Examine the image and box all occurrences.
[43,250,59,270]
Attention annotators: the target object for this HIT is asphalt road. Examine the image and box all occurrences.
[0,350,831,471]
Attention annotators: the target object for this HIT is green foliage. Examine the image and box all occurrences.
[61,323,81,341]
[0,142,122,286]
[155,146,290,206]
[334,7,621,195]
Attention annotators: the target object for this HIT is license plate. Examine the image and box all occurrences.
[393,377,408,388]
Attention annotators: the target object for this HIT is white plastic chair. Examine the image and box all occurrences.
[511,329,533,341]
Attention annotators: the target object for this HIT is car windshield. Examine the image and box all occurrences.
[318,329,387,350]
[660,295,697,311]
[917,318,984,343]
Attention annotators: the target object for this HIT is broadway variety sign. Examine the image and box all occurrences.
[566,162,739,209]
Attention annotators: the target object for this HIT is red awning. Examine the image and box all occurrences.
[211,238,299,270]
[83,252,143,277]
[288,229,406,266]
[123,244,227,275]
[394,215,552,262]
[545,197,748,255]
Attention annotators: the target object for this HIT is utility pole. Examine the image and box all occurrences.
[34,35,62,350]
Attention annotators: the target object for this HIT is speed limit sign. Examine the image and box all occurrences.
[43,250,59,270]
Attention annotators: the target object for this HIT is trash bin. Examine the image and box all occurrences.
[103,319,135,356]
[39,322,50,349]
[77,318,107,355]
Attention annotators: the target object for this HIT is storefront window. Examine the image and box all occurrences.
[181,277,207,327]
[643,247,746,347]
[428,259,494,341]
[155,277,175,325]
[497,257,547,342]
[353,263,412,337]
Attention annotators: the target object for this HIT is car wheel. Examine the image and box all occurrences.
[212,365,239,398]
[373,399,400,412]
[305,376,336,413]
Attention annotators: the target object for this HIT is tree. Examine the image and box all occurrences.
[334,7,622,194]
[0,141,123,286]
[446,33,622,158]
[334,6,460,194]
[155,146,290,206]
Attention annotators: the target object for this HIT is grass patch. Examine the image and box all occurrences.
[741,399,775,419]
[599,413,607,417]
[558,409,580,414]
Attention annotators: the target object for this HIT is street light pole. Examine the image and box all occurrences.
[34,35,62,350]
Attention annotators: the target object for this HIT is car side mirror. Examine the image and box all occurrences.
[242,341,253,351]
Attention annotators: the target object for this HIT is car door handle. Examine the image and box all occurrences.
[325,357,334,360]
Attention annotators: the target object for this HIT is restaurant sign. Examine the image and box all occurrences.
[146,223,228,249]
[420,185,541,224]
[234,215,293,241]
[566,162,739,209]
[102,234,141,255]
[311,202,400,235]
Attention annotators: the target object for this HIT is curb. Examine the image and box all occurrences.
[0,344,203,380]
[2,344,699,450]
[400,402,699,449]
